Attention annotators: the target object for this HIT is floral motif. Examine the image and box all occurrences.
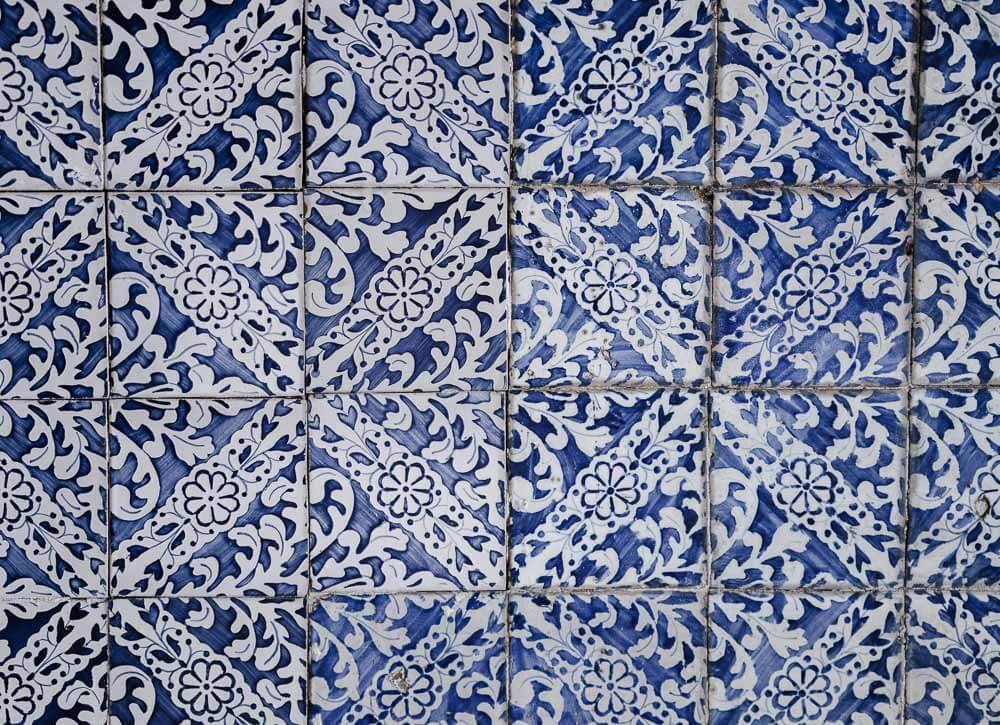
[716,0,916,184]
[311,593,505,723]
[0,468,33,523]
[176,657,240,717]
[0,57,26,116]
[0,673,33,722]
[180,470,242,530]
[310,392,505,592]
[714,187,910,386]
[306,0,509,185]
[510,389,705,588]
[306,189,507,393]
[515,0,714,183]
[770,664,833,721]
[513,187,709,388]
[110,193,303,397]
[177,59,238,122]
[579,656,640,718]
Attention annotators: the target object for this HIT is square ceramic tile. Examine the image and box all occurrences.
[305,0,509,186]
[102,0,301,189]
[110,397,307,596]
[908,591,1000,724]
[110,192,304,397]
[509,389,705,588]
[310,592,506,723]
[0,193,106,398]
[920,0,1000,181]
[512,187,709,388]
[716,0,917,184]
[0,598,106,724]
[710,591,902,724]
[513,0,714,184]
[714,187,911,386]
[0,1,102,189]
[0,400,106,597]
[711,390,905,588]
[309,391,505,592]
[111,597,306,724]
[914,185,1000,384]
[909,388,1000,586]
[306,189,506,393]
[510,591,706,723]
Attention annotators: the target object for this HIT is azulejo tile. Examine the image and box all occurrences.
[110,397,306,596]
[908,591,1000,724]
[509,389,705,588]
[110,193,304,397]
[510,591,706,723]
[306,189,506,393]
[306,0,509,186]
[102,0,301,189]
[0,598,107,724]
[716,0,917,185]
[909,388,1000,586]
[712,390,905,589]
[920,0,1000,181]
[512,187,709,388]
[914,185,1000,384]
[714,187,911,386]
[513,0,714,184]
[0,400,106,597]
[311,592,505,723]
[710,591,902,724]
[0,1,102,189]
[310,391,505,593]
[0,193,106,398]
[110,597,306,724]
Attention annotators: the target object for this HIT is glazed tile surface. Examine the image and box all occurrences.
[1,0,999,722]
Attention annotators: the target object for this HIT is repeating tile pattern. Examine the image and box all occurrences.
[310,391,505,593]
[110,597,306,724]
[712,390,905,588]
[710,591,902,723]
[509,389,705,589]
[920,0,1000,181]
[716,0,917,185]
[714,187,911,386]
[510,592,706,723]
[512,187,710,388]
[0,598,106,724]
[306,0,510,186]
[306,189,507,393]
[0,193,106,398]
[102,0,302,189]
[311,592,506,723]
[110,397,307,596]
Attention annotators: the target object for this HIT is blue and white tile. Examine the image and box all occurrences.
[0,598,106,725]
[512,187,709,388]
[920,0,1000,181]
[710,591,902,724]
[0,0,102,189]
[111,597,306,724]
[0,400,105,597]
[716,0,917,185]
[102,0,301,189]
[311,592,505,724]
[310,391,505,593]
[714,187,911,386]
[909,388,1000,586]
[711,390,905,589]
[306,0,509,186]
[306,189,506,393]
[110,397,306,596]
[509,389,705,589]
[110,193,304,397]
[0,193,106,398]
[510,592,706,724]
[514,0,714,184]
[914,185,1000,384]
[908,591,1000,725]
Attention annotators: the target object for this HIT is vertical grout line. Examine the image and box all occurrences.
[506,3,515,723]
